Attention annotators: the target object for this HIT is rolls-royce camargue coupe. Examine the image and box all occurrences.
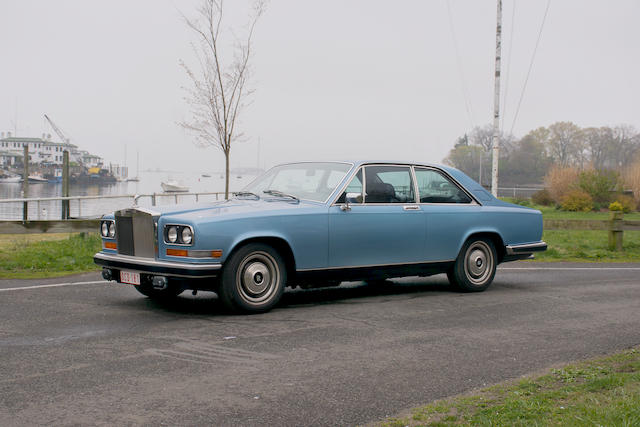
[94,161,546,313]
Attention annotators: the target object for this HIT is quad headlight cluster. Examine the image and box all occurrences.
[100,220,116,238]
[164,224,194,245]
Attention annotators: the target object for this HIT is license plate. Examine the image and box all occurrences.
[120,271,141,285]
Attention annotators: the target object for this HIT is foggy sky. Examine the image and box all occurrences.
[1,0,638,174]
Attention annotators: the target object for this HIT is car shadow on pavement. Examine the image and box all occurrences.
[123,275,455,316]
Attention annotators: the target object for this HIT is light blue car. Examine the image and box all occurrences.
[94,161,546,313]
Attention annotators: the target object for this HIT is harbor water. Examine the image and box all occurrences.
[0,171,254,220]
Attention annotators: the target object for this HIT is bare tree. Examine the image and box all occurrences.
[180,0,265,199]
[547,121,584,167]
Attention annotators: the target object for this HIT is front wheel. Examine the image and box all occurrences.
[447,237,497,292]
[219,243,286,313]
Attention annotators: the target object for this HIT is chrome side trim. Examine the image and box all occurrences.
[296,259,455,272]
[505,241,548,255]
[94,252,222,278]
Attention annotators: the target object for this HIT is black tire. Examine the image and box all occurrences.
[133,283,183,300]
[447,237,497,292]
[218,243,286,313]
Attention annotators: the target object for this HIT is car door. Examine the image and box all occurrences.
[328,165,426,268]
[414,167,482,261]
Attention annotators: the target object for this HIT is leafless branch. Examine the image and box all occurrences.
[179,0,266,198]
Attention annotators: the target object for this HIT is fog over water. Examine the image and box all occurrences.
[1,0,638,173]
[0,171,254,220]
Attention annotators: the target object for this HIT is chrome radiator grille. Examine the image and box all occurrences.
[115,208,156,258]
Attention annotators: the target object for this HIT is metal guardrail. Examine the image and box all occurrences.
[0,192,228,221]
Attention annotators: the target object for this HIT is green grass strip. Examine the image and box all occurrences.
[376,347,640,427]
[0,233,101,279]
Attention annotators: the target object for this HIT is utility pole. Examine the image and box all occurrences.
[490,0,502,197]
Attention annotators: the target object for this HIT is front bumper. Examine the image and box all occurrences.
[94,252,222,278]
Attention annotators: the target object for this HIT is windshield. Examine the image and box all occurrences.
[242,162,352,202]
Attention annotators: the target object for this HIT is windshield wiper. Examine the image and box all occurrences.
[263,189,299,201]
[233,191,260,200]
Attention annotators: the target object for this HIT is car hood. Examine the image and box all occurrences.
[149,198,322,222]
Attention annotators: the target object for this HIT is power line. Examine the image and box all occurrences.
[445,0,475,130]
[509,0,552,136]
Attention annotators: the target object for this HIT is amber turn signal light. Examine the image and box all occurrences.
[167,248,188,257]
[104,242,117,250]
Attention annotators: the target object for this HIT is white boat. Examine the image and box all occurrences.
[0,174,21,183]
[28,175,48,183]
[161,180,189,192]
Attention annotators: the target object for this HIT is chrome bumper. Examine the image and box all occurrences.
[505,241,548,256]
[94,252,222,278]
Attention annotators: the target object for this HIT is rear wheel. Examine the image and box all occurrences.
[447,237,497,292]
[219,243,286,313]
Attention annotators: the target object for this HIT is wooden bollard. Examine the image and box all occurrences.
[608,211,624,251]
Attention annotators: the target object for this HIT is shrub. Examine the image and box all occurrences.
[545,166,579,205]
[577,169,620,205]
[609,201,623,212]
[561,190,593,212]
[532,188,554,206]
[623,156,640,207]
[613,195,635,213]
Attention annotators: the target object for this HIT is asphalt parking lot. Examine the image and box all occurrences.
[1,262,639,426]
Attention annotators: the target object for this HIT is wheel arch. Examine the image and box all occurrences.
[227,235,296,279]
[460,231,506,263]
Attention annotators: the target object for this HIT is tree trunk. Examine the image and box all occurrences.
[225,151,230,200]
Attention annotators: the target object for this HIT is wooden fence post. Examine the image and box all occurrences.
[22,145,29,221]
[62,151,70,219]
[608,211,624,251]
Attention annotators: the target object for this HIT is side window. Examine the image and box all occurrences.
[415,168,472,204]
[364,165,415,204]
[336,169,363,204]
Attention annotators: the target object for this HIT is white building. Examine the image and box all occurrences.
[0,132,102,167]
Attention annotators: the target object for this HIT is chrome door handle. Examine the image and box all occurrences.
[403,205,420,211]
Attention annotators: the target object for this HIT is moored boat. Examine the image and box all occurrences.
[161,180,189,192]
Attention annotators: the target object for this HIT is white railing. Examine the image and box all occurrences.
[0,192,228,221]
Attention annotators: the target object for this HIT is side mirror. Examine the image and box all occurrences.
[341,192,362,211]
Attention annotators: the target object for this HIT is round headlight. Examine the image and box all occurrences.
[101,222,108,237]
[181,227,193,244]
[108,222,116,238]
[167,226,178,243]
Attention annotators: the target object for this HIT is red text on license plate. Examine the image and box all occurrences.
[120,271,141,285]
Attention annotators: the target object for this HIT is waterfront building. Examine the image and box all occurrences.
[0,131,103,168]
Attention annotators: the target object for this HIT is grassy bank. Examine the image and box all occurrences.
[377,347,640,427]
[498,199,640,262]
[0,233,101,279]
[535,229,640,262]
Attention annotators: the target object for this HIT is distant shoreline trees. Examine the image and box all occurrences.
[444,121,640,187]
[444,121,640,211]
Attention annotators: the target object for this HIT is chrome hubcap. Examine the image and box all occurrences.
[242,262,271,295]
[236,251,279,305]
[464,241,493,285]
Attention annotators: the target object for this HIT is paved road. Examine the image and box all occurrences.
[1,262,639,426]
